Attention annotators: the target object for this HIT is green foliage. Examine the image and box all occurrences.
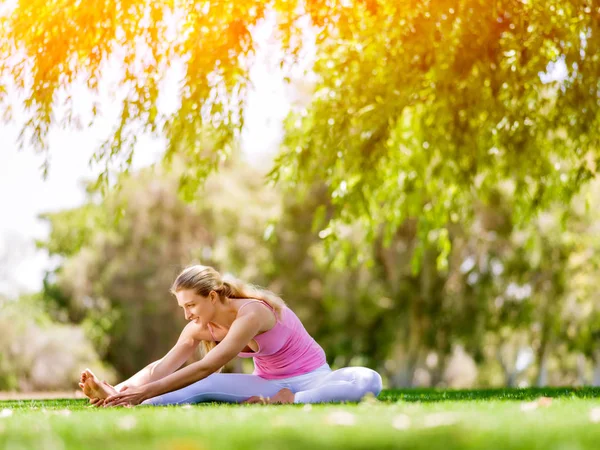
[0,295,111,391]
[36,204,108,258]
[275,0,600,268]
[2,0,600,261]
[38,160,280,377]
[33,156,600,387]
[2,0,600,391]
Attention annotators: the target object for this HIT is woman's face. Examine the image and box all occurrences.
[175,289,217,324]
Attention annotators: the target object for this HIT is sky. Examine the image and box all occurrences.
[0,15,294,298]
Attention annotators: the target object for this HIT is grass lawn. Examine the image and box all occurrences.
[1,387,600,450]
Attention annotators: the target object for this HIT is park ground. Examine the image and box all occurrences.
[1,388,600,450]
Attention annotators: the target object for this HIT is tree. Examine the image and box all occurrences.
[39,159,280,377]
[36,156,600,386]
[0,294,111,391]
[2,1,599,262]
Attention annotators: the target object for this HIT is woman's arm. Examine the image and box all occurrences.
[114,322,204,390]
[104,312,263,406]
[114,360,160,391]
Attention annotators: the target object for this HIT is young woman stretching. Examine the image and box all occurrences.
[79,265,382,407]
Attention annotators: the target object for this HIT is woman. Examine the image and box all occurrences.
[79,265,382,406]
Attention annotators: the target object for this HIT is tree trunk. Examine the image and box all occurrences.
[497,345,519,388]
[391,349,420,388]
[536,354,548,387]
[506,371,518,388]
[429,353,448,387]
[535,344,548,387]
[576,353,587,386]
[592,350,600,386]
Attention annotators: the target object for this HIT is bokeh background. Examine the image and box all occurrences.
[1,0,600,392]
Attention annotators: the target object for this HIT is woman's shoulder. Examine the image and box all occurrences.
[235,298,274,313]
[235,299,278,330]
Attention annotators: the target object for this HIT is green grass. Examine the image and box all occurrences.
[1,388,600,450]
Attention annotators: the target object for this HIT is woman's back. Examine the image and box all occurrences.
[232,300,327,379]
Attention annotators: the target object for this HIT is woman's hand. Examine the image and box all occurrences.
[89,397,105,407]
[104,385,150,407]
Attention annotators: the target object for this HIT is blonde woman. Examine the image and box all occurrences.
[79,265,382,406]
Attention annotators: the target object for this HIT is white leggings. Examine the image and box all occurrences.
[141,364,382,405]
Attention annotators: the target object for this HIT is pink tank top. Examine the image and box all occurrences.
[206,300,327,379]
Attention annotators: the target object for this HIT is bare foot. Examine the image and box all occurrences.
[243,388,295,405]
[270,388,295,404]
[78,369,117,401]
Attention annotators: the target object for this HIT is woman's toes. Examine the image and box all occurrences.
[81,384,92,397]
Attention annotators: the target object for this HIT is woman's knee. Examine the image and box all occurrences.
[355,368,383,397]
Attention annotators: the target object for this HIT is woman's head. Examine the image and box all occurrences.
[170,265,225,324]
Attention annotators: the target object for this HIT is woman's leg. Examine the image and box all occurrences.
[291,367,382,404]
[141,372,283,406]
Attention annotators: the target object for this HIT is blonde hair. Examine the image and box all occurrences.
[171,265,286,358]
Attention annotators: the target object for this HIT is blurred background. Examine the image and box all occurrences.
[1,0,600,393]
